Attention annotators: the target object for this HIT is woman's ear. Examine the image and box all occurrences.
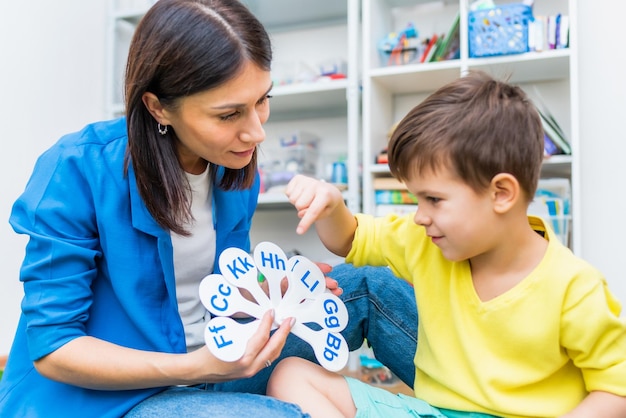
[490,173,520,214]
[141,92,170,125]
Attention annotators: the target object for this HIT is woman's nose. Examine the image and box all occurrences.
[241,111,266,144]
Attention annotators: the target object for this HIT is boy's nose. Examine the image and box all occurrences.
[413,209,430,226]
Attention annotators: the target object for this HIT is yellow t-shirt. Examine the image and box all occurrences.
[347,214,626,418]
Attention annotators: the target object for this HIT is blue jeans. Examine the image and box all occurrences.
[125,264,418,417]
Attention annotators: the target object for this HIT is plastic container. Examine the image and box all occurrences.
[258,133,320,192]
[468,3,533,58]
[377,23,421,67]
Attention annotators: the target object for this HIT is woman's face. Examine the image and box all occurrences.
[161,61,272,174]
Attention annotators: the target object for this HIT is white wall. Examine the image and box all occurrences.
[1,0,625,355]
[577,1,626,307]
[0,1,107,354]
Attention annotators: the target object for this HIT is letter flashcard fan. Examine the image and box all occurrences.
[199,241,349,372]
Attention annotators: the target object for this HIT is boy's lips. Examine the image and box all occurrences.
[429,234,444,244]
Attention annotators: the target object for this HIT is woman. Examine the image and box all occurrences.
[0,0,418,417]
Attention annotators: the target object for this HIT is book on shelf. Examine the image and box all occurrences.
[375,189,418,205]
[543,133,562,157]
[431,13,460,62]
[538,107,571,155]
[528,178,571,245]
[529,14,569,52]
[558,15,570,49]
[373,176,418,213]
[532,87,571,155]
[547,14,558,50]
[375,204,418,217]
[373,176,407,191]
[534,178,571,206]
[420,34,439,63]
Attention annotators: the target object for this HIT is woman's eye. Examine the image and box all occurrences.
[220,111,240,121]
[258,94,272,105]
[220,96,271,121]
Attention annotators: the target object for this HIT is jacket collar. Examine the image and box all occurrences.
[127,161,252,253]
[127,163,169,238]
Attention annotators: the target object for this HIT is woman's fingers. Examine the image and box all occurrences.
[243,309,294,372]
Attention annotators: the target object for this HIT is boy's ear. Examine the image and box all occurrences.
[490,173,520,214]
[141,92,170,125]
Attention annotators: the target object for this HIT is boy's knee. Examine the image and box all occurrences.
[267,357,302,396]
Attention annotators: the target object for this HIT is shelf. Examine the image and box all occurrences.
[543,154,572,165]
[107,56,351,122]
[468,49,571,84]
[112,9,148,23]
[113,1,349,32]
[107,0,361,231]
[371,156,573,177]
[269,79,349,121]
[242,0,347,32]
[257,189,350,210]
[388,0,460,6]
[367,48,571,95]
[541,154,572,177]
[368,61,462,94]
[108,0,576,252]
[256,192,293,210]
[370,163,392,174]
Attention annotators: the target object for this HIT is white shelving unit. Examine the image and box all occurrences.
[361,0,579,254]
[105,0,360,261]
[106,0,578,256]
[105,0,361,214]
[245,0,360,261]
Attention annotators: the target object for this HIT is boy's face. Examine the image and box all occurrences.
[405,165,496,262]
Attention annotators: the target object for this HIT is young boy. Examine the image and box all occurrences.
[267,71,626,417]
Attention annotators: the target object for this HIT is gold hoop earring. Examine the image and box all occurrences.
[158,123,168,135]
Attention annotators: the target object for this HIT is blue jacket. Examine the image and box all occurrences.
[0,117,259,417]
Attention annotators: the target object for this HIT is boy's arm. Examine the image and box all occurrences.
[561,391,626,417]
[285,175,357,257]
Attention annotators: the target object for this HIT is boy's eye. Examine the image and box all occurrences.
[426,196,441,204]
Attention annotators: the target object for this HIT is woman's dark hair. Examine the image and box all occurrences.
[123,0,272,234]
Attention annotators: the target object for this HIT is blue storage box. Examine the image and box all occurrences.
[468,3,533,58]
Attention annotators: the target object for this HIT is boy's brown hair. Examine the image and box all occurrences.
[388,71,545,201]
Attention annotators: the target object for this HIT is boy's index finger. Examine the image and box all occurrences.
[295,192,327,234]
[295,207,316,235]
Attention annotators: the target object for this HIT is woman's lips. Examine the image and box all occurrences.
[233,148,255,158]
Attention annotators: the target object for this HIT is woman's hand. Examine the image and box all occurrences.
[317,262,343,297]
[183,309,294,384]
[35,310,294,390]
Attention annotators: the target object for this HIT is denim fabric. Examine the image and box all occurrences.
[334,264,418,387]
[127,264,418,416]
[124,386,310,417]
